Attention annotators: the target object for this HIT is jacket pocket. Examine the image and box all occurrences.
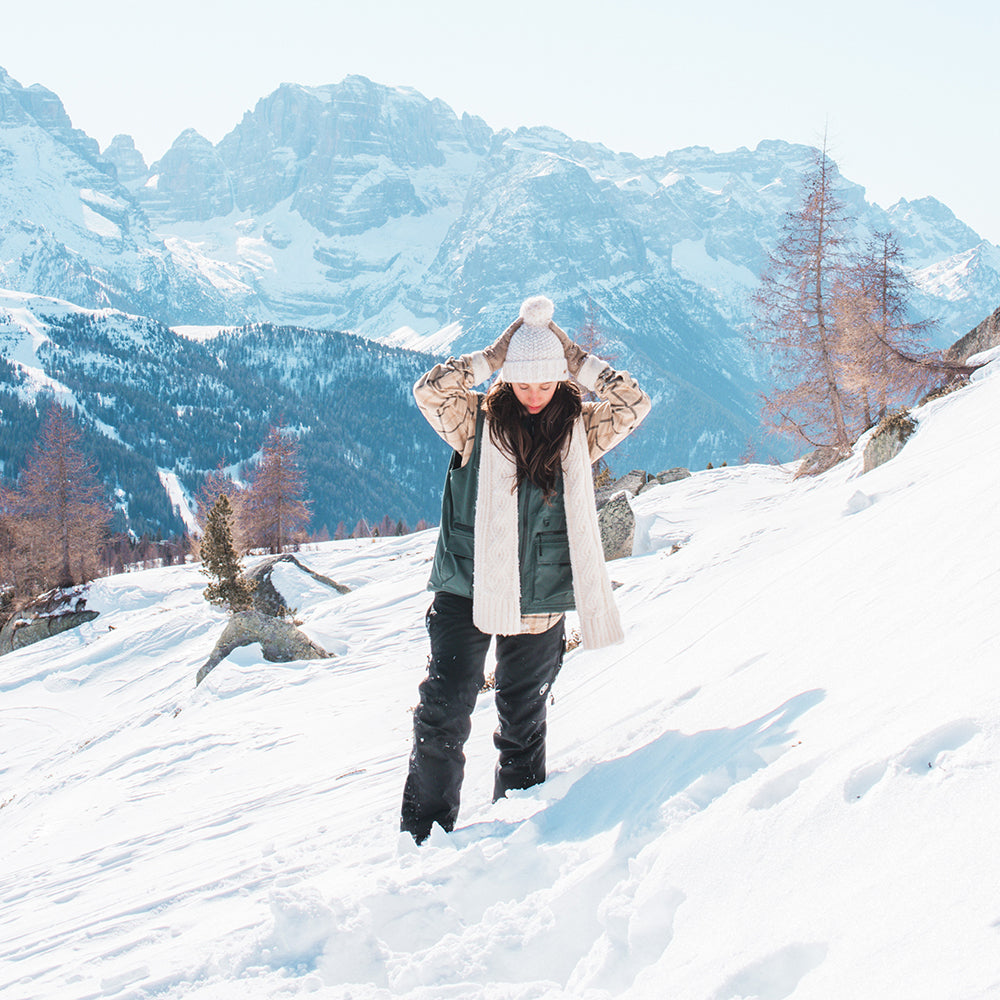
[532,531,574,606]
[430,522,475,593]
[446,522,475,559]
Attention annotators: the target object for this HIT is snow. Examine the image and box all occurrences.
[80,203,122,240]
[913,246,982,301]
[0,293,77,405]
[2,357,1000,999]
[378,321,463,355]
[671,238,759,302]
[162,236,254,297]
[171,324,239,342]
[158,468,201,534]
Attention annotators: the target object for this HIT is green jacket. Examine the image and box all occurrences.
[428,407,574,613]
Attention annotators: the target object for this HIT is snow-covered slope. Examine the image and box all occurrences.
[2,350,998,998]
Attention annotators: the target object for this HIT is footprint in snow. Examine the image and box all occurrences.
[844,719,980,802]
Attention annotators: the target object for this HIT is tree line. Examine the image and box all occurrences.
[0,404,430,614]
[6,312,444,537]
[751,141,976,459]
[0,405,112,605]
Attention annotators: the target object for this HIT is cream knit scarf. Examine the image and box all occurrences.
[473,414,624,649]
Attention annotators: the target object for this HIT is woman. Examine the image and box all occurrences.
[401,295,651,843]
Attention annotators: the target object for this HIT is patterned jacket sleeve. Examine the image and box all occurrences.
[575,355,652,463]
[412,351,493,466]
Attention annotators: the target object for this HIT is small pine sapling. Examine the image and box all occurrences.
[200,494,256,612]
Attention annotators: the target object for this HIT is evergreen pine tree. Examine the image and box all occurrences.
[200,494,256,612]
[198,463,248,554]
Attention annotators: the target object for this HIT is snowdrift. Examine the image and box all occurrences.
[2,351,999,999]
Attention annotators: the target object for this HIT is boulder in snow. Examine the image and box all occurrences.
[794,445,851,479]
[598,492,636,561]
[0,609,100,656]
[639,467,692,494]
[196,610,329,685]
[863,410,917,474]
[595,469,650,510]
[246,553,350,618]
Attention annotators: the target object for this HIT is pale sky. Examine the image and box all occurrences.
[4,0,999,243]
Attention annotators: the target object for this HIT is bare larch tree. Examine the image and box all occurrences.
[243,424,311,554]
[16,404,111,589]
[752,143,856,451]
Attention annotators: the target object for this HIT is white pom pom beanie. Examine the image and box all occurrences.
[500,295,569,384]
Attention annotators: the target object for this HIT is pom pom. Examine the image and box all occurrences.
[518,295,555,328]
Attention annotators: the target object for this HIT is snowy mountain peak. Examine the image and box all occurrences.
[101,134,148,187]
[887,195,982,266]
[0,65,104,168]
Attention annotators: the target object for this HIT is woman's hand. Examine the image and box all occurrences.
[549,321,589,377]
[483,318,522,372]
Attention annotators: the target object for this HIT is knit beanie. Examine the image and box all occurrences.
[500,296,569,383]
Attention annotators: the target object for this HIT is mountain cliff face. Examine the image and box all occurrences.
[1,66,998,528]
[0,69,242,323]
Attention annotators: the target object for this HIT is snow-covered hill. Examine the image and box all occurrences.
[2,347,998,998]
[0,288,445,533]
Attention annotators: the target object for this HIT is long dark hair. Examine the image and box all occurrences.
[484,380,582,498]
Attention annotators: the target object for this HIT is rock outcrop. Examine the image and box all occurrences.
[594,467,691,560]
[246,553,350,618]
[794,446,852,479]
[596,468,692,510]
[595,469,648,509]
[0,609,100,655]
[640,468,693,492]
[863,411,918,474]
[0,586,100,656]
[598,492,636,561]
[196,610,329,685]
[946,304,1000,364]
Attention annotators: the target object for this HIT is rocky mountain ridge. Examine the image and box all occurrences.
[2,66,998,531]
[5,67,995,345]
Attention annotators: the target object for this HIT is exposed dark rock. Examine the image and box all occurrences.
[196,609,329,685]
[0,610,100,655]
[595,469,650,509]
[945,304,1000,364]
[656,467,692,484]
[598,492,635,561]
[245,553,350,618]
[863,410,917,474]
[611,469,649,495]
[639,467,692,493]
[794,446,851,479]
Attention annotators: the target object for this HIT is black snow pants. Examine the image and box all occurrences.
[400,591,565,843]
